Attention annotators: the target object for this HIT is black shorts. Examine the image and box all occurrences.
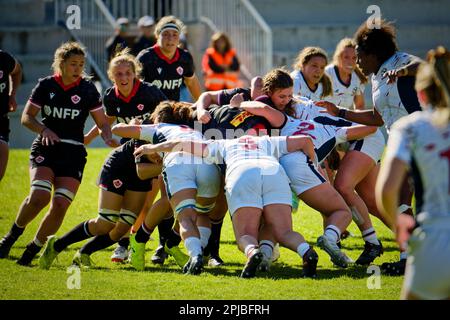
[0,114,10,143]
[30,139,87,181]
[97,157,153,196]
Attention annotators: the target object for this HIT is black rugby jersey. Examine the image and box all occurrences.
[103,80,167,124]
[29,75,102,143]
[137,45,195,101]
[217,87,251,106]
[103,138,150,175]
[0,50,16,115]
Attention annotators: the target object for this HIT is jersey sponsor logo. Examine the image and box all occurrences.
[43,105,81,119]
[50,92,55,99]
[230,111,253,127]
[137,103,144,111]
[0,70,3,79]
[176,66,184,75]
[35,155,45,163]
[151,78,183,90]
[0,82,6,93]
[117,112,152,124]
[113,179,123,188]
[71,95,81,104]
[157,67,162,74]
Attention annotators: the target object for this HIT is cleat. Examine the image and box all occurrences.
[72,251,92,269]
[111,245,129,263]
[183,254,203,275]
[257,255,272,272]
[302,247,319,278]
[381,258,406,276]
[130,235,145,271]
[240,250,263,278]
[0,236,16,259]
[355,241,383,265]
[272,243,280,262]
[151,245,168,265]
[208,255,224,267]
[165,244,189,268]
[39,236,60,269]
[317,235,348,268]
[17,244,40,266]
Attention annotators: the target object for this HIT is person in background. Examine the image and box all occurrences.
[106,17,131,61]
[202,32,241,92]
[132,15,157,56]
[0,49,22,182]
[376,46,450,299]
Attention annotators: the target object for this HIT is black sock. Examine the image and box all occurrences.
[135,223,152,244]
[5,223,25,241]
[19,241,42,262]
[166,229,182,248]
[157,216,174,246]
[79,234,116,255]
[54,221,92,253]
[118,237,130,248]
[205,219,223,257]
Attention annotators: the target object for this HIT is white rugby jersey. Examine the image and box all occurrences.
[206,135,289,175]
[291,70,324,101]
[387,111,450,223]
[139,123,205,165]
[371,52,421,132]
[281,116,347,162]
[325,64,365,110]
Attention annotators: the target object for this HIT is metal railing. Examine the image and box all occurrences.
[54,0,272,88]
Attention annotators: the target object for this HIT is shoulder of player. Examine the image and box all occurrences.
[391,111,429,132]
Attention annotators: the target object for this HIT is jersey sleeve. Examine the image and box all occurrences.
[0,51,16,74]
[385,121,412,164]
[182,50,195,78]
[102,88,118,117]
[268,136,289,158]
[28,79,48,108]
[139,124,158,143]
[87,83,103,111]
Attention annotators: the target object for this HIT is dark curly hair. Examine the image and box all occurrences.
[150,101,194,125]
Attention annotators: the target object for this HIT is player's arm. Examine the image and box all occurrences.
[111,123,142,139]
[8,60,22,112]
[344,125,378,141]
[194,91,222,123]
[84,115,116,145]
[315,100,384,126]
[134,139,209,159]
[383,58,422,84]
[21,101,61,146]
[90,108,116,147]
[239,101,286,128]
[184,74,202,101]
[285,135,316,164]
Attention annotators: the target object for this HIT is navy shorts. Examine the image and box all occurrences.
[0,114,10,143]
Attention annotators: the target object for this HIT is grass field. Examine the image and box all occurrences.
[0,148,403,300]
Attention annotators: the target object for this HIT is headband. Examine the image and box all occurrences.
[159,23,180,34]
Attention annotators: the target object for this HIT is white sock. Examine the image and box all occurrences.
[259,240,274,259]
[198,226,211,250]
[362,227,380,245]
[324,225,341,243]
[400,252,408,260]
[244,244,257,258]
[297,242,310,258]
[33,237,44,247]
[184,237,202,257]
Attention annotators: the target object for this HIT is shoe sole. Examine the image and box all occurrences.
[317,236,348,268]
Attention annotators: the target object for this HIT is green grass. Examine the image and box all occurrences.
[0,149,403,300]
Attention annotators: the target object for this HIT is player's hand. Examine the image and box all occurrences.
[41,127,60,146]
[383,68,407,84]
[8,96,18,112]
[315,101,339,116]
[197,109,212,124]
[395,213,415,251]
[134,144,156,158]
[229,93,244,108]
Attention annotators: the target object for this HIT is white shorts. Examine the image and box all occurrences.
[404,220,450,299]
[163,161,221,199]
[349,128,385,163]
[279,152,326,196]
[225,162,292,216]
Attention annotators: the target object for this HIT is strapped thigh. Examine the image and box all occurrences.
[31,179,52,193]
[98,208,120,224]
[119,209,138,226]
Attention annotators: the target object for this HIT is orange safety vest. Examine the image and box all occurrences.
[202,48,240,91]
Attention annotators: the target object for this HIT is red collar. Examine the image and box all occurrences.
[115,79,141,103]
[153,45,180,64]
[54,74,81,91]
